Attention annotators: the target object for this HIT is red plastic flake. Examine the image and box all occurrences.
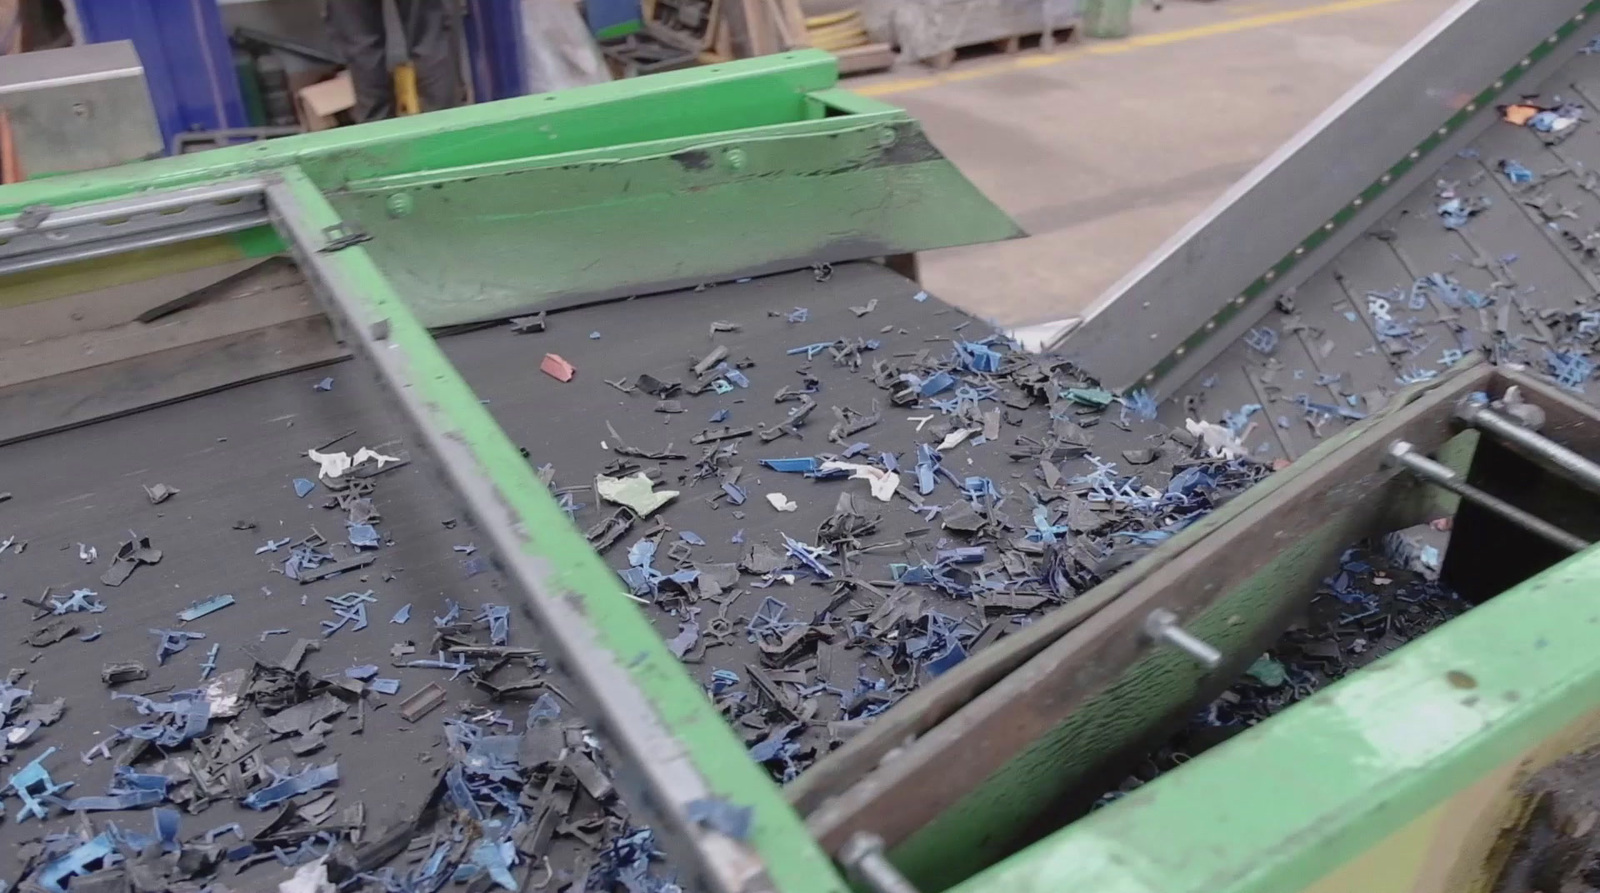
[541,353,575,382]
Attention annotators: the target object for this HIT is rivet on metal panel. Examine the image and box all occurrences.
[1522,57,1532,66]
[1494,80,1505,89]
[1380,174,1392,184]
[1548,35,1560,43]
[1175,345,1186,357]
[1353,197,1364,207]
[1144,373,1156,383]
[1264,270,1277,281]
[1437,127,1448,136]
[1205,321,1217,331]
[1577,12,1587,21]
[1293,246,1305,256]
[1234,295,1246,306]
[877,127,897,148]
[725,147,747,170]
[1465,104,1477,113]
[1149,332,1159,340]
[1410,150,1421,160]
[1323,222,1335,231]
[384,192,413,218]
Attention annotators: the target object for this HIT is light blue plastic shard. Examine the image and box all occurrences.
[241,762,339,810]
[199,643,220,680]
[346,665,380,680]
[371,678,401,695]
[347,523,380,548]
[178,594,235,622]
[918,371,956,397]
[760,457,818,473]
[391,603,412,624]
[7,747,71,823]
[36,832,113,893]
[293,478,316,498]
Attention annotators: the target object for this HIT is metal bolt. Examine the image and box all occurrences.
[839,833,920,893]
[1384,440,1588,552]
[1143,609,1222,669]
[725,147,747,171]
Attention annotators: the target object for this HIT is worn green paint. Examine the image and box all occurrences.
[275,167,847,892]
[328,116,1022,326]
[950,541,1600,893]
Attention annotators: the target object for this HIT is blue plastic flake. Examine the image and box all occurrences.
[199,643,220,680]
[177,594,235,622]
[956,341,1001,373]
[241,762,339,810]
[926,641,967,677]
[686,798,754,840]
[1439,347,1465,367]
[730,529,744,544]
[1120,388,1159,422]
[781,533,833,579]
[6,747,71,823]
[435,599,461,627]
[1547,349,1593,393]
[255,537,292,554]
[709,669,741,695]
[786,307,809,323]
[347,522,380,548]
[371,678,401,695]
[391,603,411,624]
[679,531,707,546]
[1244,326,1279,355]
[1500,159,1534,184]
[760,457,818,474]
[721,481,747,505]
[842,441,872,458]
[292,478,316,498]
[709,409,730,423]
[936,547,986,564]
[36,831,113,892]
[346,665,380,680]
[711,379,734,394]
[747,597,804,642]
[716,362,750,388]
[49,588,105,615]
[589,331,602,340]
[787,341,834,358]
[913,290,929,302]
[477,604,511,645]
[313,377,334,391]
[918,371,956,397]
[916,444,941,495]
[150,628,205,665]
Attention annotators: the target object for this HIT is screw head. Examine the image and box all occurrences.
[384,192,413,218]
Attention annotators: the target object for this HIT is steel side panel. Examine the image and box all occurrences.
[1059,0,1590,394]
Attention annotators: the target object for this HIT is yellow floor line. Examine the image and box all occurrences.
[852,0,1406,97]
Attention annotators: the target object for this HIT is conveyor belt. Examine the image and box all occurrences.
[1161,48,1600,460]
[0,262,1180,887]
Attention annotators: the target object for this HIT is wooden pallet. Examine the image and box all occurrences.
[922,21,1079,69]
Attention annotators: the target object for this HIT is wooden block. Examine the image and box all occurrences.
[833,42,896,76]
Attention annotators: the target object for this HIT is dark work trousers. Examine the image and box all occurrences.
[326,0,459,122]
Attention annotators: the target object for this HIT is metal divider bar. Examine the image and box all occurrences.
[262,168,849,893]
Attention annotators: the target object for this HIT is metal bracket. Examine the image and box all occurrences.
[318,221,372,253]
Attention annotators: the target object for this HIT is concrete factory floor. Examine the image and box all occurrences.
[848,0,1459,329]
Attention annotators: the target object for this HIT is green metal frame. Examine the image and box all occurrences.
[0,51,1019,328]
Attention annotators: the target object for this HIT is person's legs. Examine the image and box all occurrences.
[395,0,460,112]
[326,0,395,122]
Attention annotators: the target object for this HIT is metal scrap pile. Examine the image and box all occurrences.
[1098,535,1469,806]
[560,297,1273,780]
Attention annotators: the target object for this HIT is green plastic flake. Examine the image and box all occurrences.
[1063,388,1115,408]
[1245,655,1287,688]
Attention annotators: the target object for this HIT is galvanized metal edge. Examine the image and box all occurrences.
[1056,0,1600,396]
[264,167,849,893]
